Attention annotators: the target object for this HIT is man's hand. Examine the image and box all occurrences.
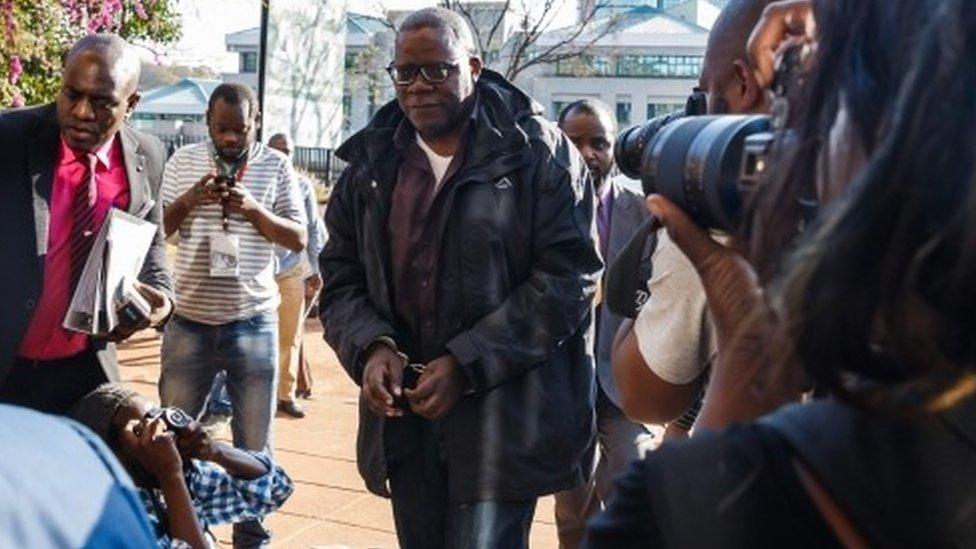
[180,173,220,210]
[646,194,803,429]
[362,342,406,418]
[175,420,218,462]
[104,282,172,342]
[220,183,262,217]
[405,355,467,419]
[748,0,816,90]
[136,282,172,327]
[304,273,322,302]
[119,418,183,484]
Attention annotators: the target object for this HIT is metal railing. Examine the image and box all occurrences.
[154,134,344,186]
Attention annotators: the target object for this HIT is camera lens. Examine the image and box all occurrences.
[642,115,771,231]
[615,111,687,180]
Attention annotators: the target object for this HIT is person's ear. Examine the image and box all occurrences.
[469,56,482,81]
[732,59,763,113]
[126,91,141,116]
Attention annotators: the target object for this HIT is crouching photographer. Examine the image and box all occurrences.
[70,383,294,548]
[587,0,976,546]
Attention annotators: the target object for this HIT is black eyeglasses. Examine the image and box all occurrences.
[386,62,459,86]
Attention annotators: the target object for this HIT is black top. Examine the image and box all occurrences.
[586,397,976,548]
[585,423,838,548]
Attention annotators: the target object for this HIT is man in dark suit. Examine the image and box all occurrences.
[553,99,655,548]
[0,33,173,414]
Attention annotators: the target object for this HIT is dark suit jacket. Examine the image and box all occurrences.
[597,179,652,408]
[0,103,173,383]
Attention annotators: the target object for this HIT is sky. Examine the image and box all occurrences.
[163,0,433,72]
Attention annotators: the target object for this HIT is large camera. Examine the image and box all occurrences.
[613,45,805,232]
[615,113,775,232]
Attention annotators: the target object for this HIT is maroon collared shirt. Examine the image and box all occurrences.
[387,120,470,356]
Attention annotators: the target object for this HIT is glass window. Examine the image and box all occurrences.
[646,102,684,119]
[556,55,612,77]
[342,94,352,131]
[241,51,258,73]
[616,101,631,126]
[552,100,567,119]
[616,55,703,79]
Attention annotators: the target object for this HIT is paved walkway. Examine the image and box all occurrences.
[117,322,560,548]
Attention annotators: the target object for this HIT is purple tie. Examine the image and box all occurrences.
[69,153,98,292]
[597,191,611,256]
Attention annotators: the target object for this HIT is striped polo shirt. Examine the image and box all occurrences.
[161,141,306,325]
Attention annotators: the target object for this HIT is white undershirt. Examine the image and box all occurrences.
[416,133,453,189]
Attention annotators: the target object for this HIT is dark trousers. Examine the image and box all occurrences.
[387,418,537,549]
[0,349,108,414]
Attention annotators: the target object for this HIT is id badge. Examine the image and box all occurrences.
[209,233,240,277]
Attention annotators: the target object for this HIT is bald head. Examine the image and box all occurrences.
[57,33,142,152]
[268,132,293,156]
[65,33,141,94]
[700,0,774,114]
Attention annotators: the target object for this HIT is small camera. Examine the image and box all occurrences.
[115,286,152,330]
[144,406,193,433]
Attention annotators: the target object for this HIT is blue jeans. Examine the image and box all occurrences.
[204,371,233,417]
[160,312,278,450]
[387,418,537,549]
[159,312,278,548]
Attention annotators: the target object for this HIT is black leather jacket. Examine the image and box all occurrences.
[319,70,603,502]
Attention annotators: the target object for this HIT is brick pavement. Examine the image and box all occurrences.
[117,321,560,548]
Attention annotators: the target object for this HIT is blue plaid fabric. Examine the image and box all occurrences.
[138,451,293,548]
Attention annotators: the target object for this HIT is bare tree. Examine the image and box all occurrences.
[265,1,345,147]
[440,0,625,81]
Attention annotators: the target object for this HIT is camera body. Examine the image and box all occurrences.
[114,285,152,331]
[613,44,803,232]
[144,406,193,433]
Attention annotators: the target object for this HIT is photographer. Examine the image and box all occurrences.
[610,0,775,430]
[587,0,973,545]
[160,82,306,547]
[70,383,294,549]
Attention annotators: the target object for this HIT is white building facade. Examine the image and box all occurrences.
[523,0,723,127]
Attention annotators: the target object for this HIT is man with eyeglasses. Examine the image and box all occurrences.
[319,7,601,548]
[159,82,306,548]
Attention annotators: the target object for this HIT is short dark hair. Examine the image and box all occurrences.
[397,7,478,58]
[69,383,139,442]
[557,99,617,133]
[208,82,260,121]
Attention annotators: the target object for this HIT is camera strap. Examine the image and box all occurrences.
[605,215,660,318]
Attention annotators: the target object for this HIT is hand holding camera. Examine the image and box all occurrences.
[219,182,260,217]
[120,417,184,485]
[183,173,221,210]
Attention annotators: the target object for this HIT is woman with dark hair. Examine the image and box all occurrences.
[585,0,976,546]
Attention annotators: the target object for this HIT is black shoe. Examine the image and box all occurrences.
[277,400,305,418]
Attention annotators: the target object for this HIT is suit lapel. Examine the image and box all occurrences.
[121,126,149,216]
[28,108,60,257]
[606,181,641,263]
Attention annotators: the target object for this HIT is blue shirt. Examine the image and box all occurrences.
[0,405,157,548]
[138,452,293,548]
[275,175,327,276]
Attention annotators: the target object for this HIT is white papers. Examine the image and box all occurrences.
[64,208,157,335]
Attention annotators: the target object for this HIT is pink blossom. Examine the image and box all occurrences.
[133,0,148,20]
[10,90,23,108]
[2,1,16,43]
[8,55,21,85]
